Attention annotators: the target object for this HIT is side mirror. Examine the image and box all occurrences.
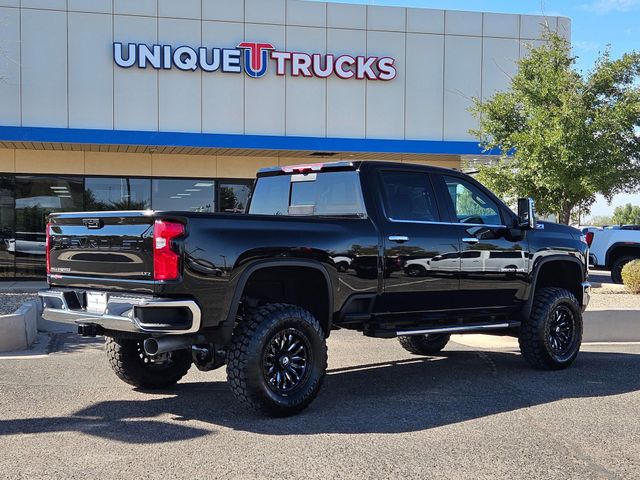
[517,197,537,230]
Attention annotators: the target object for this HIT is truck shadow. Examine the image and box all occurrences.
[1,350,639,442]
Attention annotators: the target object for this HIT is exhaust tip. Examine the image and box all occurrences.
[143,338,159,356]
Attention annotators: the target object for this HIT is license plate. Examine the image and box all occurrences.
[86,292,107,315]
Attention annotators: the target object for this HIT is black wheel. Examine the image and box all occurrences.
[226,303,327,417]
[405,265,426,277]
[519,287,583,370]
[336,261,350,273]
[611,255,637,284]
[398,333,450,355]
[105,336,192,389]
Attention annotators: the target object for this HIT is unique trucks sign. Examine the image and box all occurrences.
[114,42,397,81]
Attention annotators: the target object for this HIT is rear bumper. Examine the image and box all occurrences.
[581,281,591,312]
[38,289,201,335]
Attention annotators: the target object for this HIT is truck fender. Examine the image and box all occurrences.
[517,255,586,321]
[605,242,640,268]
[223,258,335,331]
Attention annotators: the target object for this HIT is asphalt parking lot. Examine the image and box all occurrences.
[1,329,639,480]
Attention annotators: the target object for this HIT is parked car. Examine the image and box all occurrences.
[404,249,528,276]
[39,161,590,416]
[588,226,640,283]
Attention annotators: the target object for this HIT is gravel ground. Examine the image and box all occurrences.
[0,293,38,315]
[589,289,640,310]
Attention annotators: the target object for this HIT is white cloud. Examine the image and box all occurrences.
[581,0,640,14]
[574,40,600,52]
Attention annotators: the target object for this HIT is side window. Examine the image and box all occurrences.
[380,171,440,222]
[443,176,503,226]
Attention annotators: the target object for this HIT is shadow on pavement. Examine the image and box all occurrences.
[1,349,639,442]
[45,333,104,355]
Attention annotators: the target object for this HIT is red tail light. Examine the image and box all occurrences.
[153,220,185,281]
[45,222,51,274]
[585,231,594,247]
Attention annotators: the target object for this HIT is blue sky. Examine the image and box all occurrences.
[320,0,640,219]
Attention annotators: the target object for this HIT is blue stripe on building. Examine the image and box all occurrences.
[0,126,497,156]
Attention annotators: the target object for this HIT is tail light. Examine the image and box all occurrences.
[153,220,185,281]
[45,222,51,274]
[585,231,594,247]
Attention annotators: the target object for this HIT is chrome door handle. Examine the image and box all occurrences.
[462,237,479,244]
[389,235,409,243]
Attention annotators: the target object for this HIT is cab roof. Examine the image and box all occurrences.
[257,160,461,177]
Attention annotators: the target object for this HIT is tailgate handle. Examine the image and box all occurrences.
[83,218,104,229]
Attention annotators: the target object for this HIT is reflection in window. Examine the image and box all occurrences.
[444,176,502,226]
[85,177,151,211]
[249,172,366,217]
[248,176,289,215]
[219,182,251,213]
[152,179,215,212]
[14,176,84,277]
[0,176,15,278]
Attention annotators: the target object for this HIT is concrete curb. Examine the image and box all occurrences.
[583,309,640,342]
[0,301,40,353]
[453,309,640,350]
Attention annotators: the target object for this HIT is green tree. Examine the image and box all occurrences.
[471,31,640,224]
[612,203,640,225]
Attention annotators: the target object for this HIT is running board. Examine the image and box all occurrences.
[397,322,520,337]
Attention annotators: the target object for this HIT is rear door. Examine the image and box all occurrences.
[434,174,529,311]
[376,168,461,313]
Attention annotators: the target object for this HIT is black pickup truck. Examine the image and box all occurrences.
[39,161,590,416]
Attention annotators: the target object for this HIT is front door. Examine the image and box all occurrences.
[436,174,529,311]
[376,168,461,313]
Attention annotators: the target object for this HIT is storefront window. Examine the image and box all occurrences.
[14,176,84,277]
[0,174,253,279]
[152,179,215,212]
[0,176,15,278]
[85,177,151,211]
[219,182,251,213]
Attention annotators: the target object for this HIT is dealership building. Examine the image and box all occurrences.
[0,0,569,278]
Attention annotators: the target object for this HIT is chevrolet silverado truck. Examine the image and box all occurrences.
[39,161,590,416]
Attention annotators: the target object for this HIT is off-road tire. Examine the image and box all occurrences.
[105,336,192,389]
[519,288,583,370]
[405,265,426,277]
[398,334,451,355]
[226,303,327,417]
[611,255,637,284]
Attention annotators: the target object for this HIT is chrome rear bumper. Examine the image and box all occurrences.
[38,289,201,335]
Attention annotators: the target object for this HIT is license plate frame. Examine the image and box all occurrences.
[86,291,108,315]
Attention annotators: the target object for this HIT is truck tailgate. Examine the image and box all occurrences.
[48,211,155,284]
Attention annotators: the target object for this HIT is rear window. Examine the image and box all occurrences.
[249,171,366,217]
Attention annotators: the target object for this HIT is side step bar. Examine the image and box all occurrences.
[397,322,520,337]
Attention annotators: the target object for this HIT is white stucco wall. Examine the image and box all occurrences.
[0,0,570,142]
